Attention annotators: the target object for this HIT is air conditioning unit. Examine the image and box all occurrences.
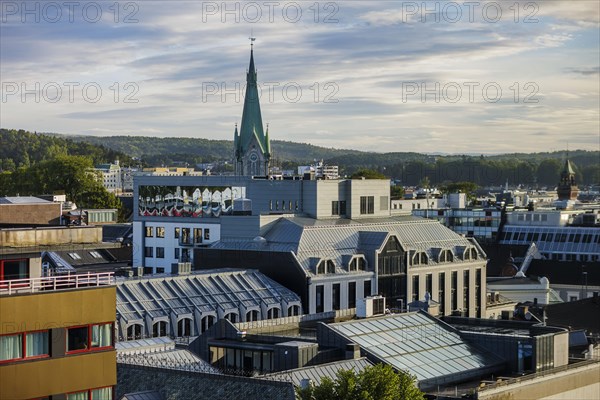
[172,262,192,275]
[357,296,386,318]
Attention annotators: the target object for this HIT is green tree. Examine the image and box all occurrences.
[351,169,387,179]
[390,185,405,199]
[296,363,424,400]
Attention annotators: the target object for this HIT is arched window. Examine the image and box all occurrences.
[127,324,143,341]
[246,310,259,322]
[224,313,238,323]
[200,315,215,333]
[326,260,336,273]
[177,318,192,337]
[152,321,167,337]
[288,305,300,316]
[267,307,280,320]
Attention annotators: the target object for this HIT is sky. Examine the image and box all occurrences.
[1,0,599,154]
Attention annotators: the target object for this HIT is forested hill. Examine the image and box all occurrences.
[0,129,133,171]
[1,129,598,186]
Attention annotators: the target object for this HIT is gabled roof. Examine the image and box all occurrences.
[213,216,483,277]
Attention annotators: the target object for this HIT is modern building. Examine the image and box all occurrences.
[132,176,392,273]
[233,41,271,176]
[413,207,502,241]
[0,253,116,399]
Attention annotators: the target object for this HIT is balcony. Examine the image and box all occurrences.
[0,272,114,296]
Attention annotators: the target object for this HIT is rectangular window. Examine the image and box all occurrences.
[463,270,470,314]
[67,323,113,354]
[156,247,165,258]
[348,282,357,308]
[174,227,180,239]
[0,259,29,281]
[425,274,433,295]
[364,280,372,297]
[0,334,22,361]
[332,201,340,215]
[144,247,153,258]
[194,228,203,244]
[451,271,458,312]
[360,196,374,214]
[145,226,153,237]
[332,283,341,311]
[67,387,113,400]
[181,228,191,244]
[174,248,180,260]
[438,273,445,314]
[204,229,210,241]
[156,227,165,238]
[380,196,389,211]
[412,275,419,302]
[316,285,324,313]
[156,267,165,274]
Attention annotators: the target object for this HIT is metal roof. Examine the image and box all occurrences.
[116,269,301,323]
[264,358,373,386]
[120,391,164,400]
[214,216,484,277]
[326,312,503,385]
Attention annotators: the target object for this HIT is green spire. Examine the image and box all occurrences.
[265,123,271,156]
[236,43,269,156]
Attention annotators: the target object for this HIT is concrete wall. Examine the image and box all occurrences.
[0,203,62,225]
[478,361,600,400]
[0,225,103,247]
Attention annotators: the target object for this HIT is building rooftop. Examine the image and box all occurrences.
[325,312,504,387]
[264,357,373,386]
[116,268,301,324]
[213,216,484,277]
[545,296,600,335]
[0,196,52,204]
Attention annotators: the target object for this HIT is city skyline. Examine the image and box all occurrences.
[1,1,599,154]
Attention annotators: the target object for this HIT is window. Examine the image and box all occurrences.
[0,259,28,281]
[156,267,165,274]
[174,227,180,239]
[0,330,49,362]
[332,283,341,310]
[156,247,165,258]
[451,271,458,312]
[89,251,103,259]
[360,196,374,214]
[178,318,192,336]
[144,247,153,258]
[181,228,191,244]
[68,387,113,400]
[348,282,357,308]
[68,252,82,260]
[288,305,300,316]
[331,200,347,216]
[194,228,203,244]
[380,196,389,211]
[127,324,143,340]
[153,321,167,337]
[438,273,445,314]
[316,285,324,313]
[364,280,372,297]
[67,323,113,353]
[412,275,419,302]
[156,227,165,238]
[425,274,433,296]
[204,229,210,241]
[267,308,280,319]
[246,310,259,322]
[145,226,153,237]
[174,248,180,260]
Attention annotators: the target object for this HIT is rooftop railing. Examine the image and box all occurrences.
[0,272,114,295]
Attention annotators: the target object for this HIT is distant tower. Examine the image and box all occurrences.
[556,158,579,201]
[234,37,271,176]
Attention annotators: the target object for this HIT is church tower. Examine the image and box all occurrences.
[234,38,271,176]
[557,158,579,201]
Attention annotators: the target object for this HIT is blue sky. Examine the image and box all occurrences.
[1,1,598,153]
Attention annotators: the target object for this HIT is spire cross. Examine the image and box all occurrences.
[249,30,256,48]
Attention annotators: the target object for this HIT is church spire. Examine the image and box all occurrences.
[234,37,271,176]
